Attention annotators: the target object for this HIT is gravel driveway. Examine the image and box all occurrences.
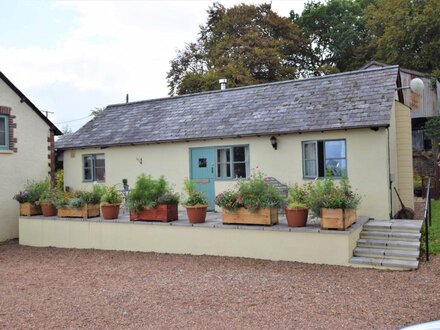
[0,239,439,329]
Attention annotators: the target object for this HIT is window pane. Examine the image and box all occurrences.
[95,159,105,168]
[304,142,316,160]
[233,147,245,162]
[0,118,5,146]
[83,156,93,168]
[84,167,92,180]
[304,160,317,177]
[325,159,346,177]
[198,158,207,168]
[217,148,230,163]
[217,163,231,178]
[95,167,105,181]
[325,140,345,159]
[234,163,246,178]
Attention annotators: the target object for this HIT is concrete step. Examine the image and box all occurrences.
[349,256,419,270]
[360,230,421,241]
[357,238,420,251]
[363,220,423,233]
[354,247,420,260]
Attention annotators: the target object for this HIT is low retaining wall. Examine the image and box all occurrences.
[19,217,365,266]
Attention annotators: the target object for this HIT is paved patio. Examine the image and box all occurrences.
[32,208,369,235]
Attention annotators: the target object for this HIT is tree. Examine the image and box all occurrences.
[61,125,73,135]
[424,117,440,158]
[167,2,310,95]
[90,107,105,118]
[291,0,376,74]
[364,0,440,74]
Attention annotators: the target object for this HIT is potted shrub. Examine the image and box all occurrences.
[101,186,122,220]
[126,174,179,222]
[38,186,60,217]
[182,179,208,224]
[56,184,105,218]
[309,177,361,230]
[13,179,49,216]
[285,183,311,227]
[215,171,284,226]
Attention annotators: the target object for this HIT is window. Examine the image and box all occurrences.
[302,140,346,178]
[83,154,105,182]
[216,146,249,179]
[0,115,8,150]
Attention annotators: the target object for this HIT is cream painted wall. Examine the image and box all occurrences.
[63,127,392,219]
[0,79,51,241]
[395,102,414,209]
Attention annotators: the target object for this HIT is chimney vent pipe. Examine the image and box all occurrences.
[219,79,227,90]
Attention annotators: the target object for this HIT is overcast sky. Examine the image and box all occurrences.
[0,1,306,131]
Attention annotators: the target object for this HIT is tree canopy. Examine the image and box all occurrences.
[167,0,440,95]
[167,3,310,95]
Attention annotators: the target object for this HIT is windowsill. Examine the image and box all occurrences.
[0,149,13,154]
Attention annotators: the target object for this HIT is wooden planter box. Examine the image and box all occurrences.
[57,204,100,219]
[320,208,356,231]
[222,207,278,226]
[129,204,178,222]
[19,203,42,216]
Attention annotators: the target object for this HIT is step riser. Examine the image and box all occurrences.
[354,252,418,261]
[349,257,418,270]
[360,235,420,242]
[363,227,422,234]
[357,243,419,251]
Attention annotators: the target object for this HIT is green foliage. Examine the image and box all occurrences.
[215,171,284,212]
[90,107,105,118]
[427,200,440,254]
[287,183,311,209]
[55,169,64,191]
[365,0,440,75]
[101,186,123,205]
[182,179,208,206]
[292,0,375,73]
[13,179,50,204]
[125,174,178,211]
[424,117,440,157]
[39,186,61,205]
[68,197,86,209]
[54,186,103,209]
[167,2,308,95]
[308,177,361,216]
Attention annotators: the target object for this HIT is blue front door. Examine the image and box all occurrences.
[190,148,216,211]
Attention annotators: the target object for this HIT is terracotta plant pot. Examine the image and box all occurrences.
[101,204,120,220]
[130,204,178,222]
[186,205,208,224]
[41,203,57,217]
[285,208,308,227]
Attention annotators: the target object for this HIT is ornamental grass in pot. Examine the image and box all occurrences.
[215,170,284,226]
[55,184,105,218]
[126,174,179,222]
[285,183,311,227]
[182,179,208,224]
[101,186,123,220]
[308,177,361,230]
[38,186,61,217]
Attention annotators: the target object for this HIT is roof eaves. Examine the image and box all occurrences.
[55,123,390,151]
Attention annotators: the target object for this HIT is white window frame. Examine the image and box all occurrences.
[216,145,249,180]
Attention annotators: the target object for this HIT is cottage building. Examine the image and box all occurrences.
[56,66,413,219]
[0,72,61,242]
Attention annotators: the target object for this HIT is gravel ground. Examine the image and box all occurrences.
[0,240,439,330]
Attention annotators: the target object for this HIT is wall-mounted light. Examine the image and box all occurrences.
[270,136,277,150]
[136,157,142,165]
[396,77,425,94]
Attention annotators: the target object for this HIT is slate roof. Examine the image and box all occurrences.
[56,66,399,150]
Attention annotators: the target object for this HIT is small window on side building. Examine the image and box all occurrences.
[0,115,9,150]
[302,140,346,178]
[83,154,105,182]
